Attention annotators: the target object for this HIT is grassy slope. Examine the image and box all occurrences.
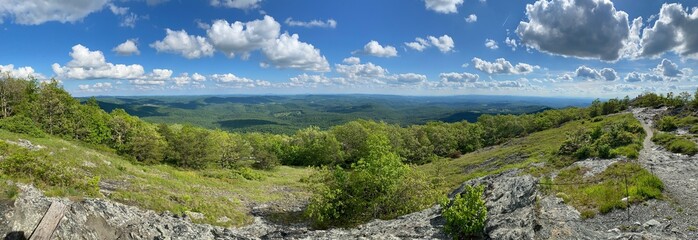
[0,113,654,227]
[419,113,644,193]
[0,130,313,227]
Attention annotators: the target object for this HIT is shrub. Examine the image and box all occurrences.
[667,139,698,155]
[441,185,487,239]
[305,134,438,228]
[0,115,46,137]
[651,132,676,145]
[656,116,678,132]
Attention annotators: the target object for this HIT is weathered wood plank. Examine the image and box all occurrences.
[29,202,67,240]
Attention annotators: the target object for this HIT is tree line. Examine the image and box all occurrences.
[0,75,642,171]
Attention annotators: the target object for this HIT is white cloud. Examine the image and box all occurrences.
[0,64,44,79]
[288,73,350,87]
[120,13,141,28]
[53,44,145,80]
[386,73,427,85]
[405,37,430,52]
[210,0,261,9]
[113,39,140,56]
[0,0,109,25]
[439,72,479,83]
[505,37,518,51]
[285,18,337,28]
[151,29,215,59]
[405,35,454,53]
[206,15,281,58]
[78,82,113,92]
[335,61,388,80]
[342,57,361,65]
[484,39,498,50]
[424,0,463,14]
[428,35,455,53]
[639,3,698,59]
[574,66,617,81]
[211,73,270,88]
[108,4,128,15]
[471,57,537,75]
[172,72,206,86]
[465,14,477,23]
[354,40,398,57]
[516,0,631,61]
[624,72,642,83]
[623,71,665,83]
[261,33,330,72]
[655,59,684,78]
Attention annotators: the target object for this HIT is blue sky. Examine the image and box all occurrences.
[0,0,696,98]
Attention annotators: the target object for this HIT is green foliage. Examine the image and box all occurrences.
[305,134,439,228]
[667,139,698,155]
[282,126,344,166]
[652,132,698,155]
[631,91,690,108]
[440,185,487,239]
[552,162,663,216]
[559,119,644,160]
[0,115,46,137]
[656,116,678,131]
[0,142,99,197]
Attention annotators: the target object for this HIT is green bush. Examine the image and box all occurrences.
[667,139,698,155]
[0,115,46,137]
[631,174,664,200]
[651,132,676,145]
[305,134,438,228]
[656,116,678,131]
[441,185,487,239]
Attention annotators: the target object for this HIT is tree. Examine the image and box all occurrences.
[167,125,216,168]
[0,75,37,118]
[33,80,77,135]
[282,126,343,166]
[305,133,438,228]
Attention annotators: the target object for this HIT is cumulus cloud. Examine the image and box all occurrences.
[335,61,388,80]
[53,44,145,80]
[471,57,537,75]
[285,18,337,28]
[485,39,498,50]
[210,0,261,9]
[439,72,479,83]
[172,72,206,86]
[261,33,330,72]
[428,35,454,53]
[0,64,44,79]
[654,58,683,77]
[0,0,109,25]
[386,73,427,85]
[211,73,271,88]
[354,40,398,57]
[405,38,430,52]
[623,71,665,83]
[113,39,140,56]
[405,35,454,53]
[206,15,281,58]
[516,0,630,61]
[639,3,698,59]
[342,57,361,65]
[574,66,617,81]
[151,29,215,59]
[78,82,113,92]
[505,37,518,51]
[424,0,463,14]
[465,14,477,23]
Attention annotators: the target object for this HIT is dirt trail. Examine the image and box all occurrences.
[632,108,698,215]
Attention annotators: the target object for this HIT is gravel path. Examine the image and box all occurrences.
[631,108,698,230]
